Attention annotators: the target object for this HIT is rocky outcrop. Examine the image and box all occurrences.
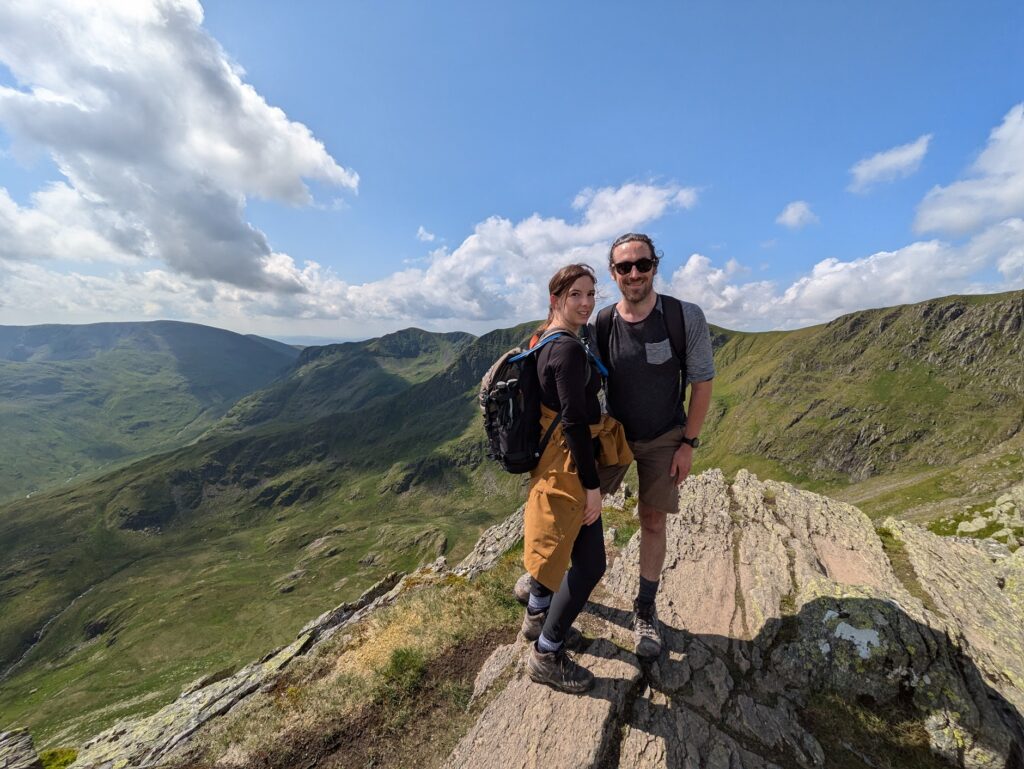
[67,565,426,769]
[454,504,524,578]
[951,482,1024,543]
[447,639,641,769]
[444,470,1024,769]
[43,469,1024,769]
[0,730,42,769]
[884,518,1024,723]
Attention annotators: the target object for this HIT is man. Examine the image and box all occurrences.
[513,232,714,659]
[596,232,715,658]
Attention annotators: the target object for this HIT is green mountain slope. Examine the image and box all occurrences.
[1,293,1022,746]
[0,323,529,744]
[699,291,1023,491]
[212,328,474,433]
[0,321,301,501]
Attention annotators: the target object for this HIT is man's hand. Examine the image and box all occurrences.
[669,443,694,486]
[582,487,602,525]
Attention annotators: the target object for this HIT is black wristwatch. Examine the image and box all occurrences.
[681,435,701,449]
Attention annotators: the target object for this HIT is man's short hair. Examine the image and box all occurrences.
[608,232,662,270]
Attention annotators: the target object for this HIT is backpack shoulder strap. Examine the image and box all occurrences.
[659,294,688,382]
[595,305,614,370]
[509,331,563,363]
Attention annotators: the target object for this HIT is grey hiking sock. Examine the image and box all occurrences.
[527,592,551,615]
[537,632,563,654]
[637,576,659,608]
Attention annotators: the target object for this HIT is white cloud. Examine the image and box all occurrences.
[416,225,436,242]
[848,134,932,193]
[0,182,697,327]
[776,201,819,230]
[664,219,1022,330]
[2,183,1019,334]
[916,105,1024,235]
[333,182,697,322]
[0,0,356,290]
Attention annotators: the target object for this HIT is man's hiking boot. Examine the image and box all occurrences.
[513,572,531,605]
[527,643,594,694]
[632,599,663,658]
[520,609,582,649]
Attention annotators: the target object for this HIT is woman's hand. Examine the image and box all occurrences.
[582,487,602,526]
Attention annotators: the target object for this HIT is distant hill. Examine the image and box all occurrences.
[243,334,303,356]
[0,320,300,501]
[701,290,1023,518]
[0,293,1021,745]
[213,328,475,433]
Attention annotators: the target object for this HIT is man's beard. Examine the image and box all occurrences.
[621,276,653,303]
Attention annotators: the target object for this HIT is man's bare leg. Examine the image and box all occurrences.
[638,501,668,582]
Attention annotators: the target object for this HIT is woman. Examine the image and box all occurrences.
[522,263,632,693]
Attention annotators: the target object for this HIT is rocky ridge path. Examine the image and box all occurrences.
[445,470,1024,769]
[21,471,1024,768]
[60,507,527,769]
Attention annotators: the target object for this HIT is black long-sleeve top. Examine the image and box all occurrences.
[536,335,602,489]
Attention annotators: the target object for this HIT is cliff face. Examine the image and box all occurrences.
[53,471,1024,769]
[705,291,1024,485]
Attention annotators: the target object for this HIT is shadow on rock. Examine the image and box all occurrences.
[592,595,1024,769]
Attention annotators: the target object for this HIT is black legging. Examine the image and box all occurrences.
[530,516,606,643]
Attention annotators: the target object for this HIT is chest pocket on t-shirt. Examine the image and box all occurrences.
[644,339,673,365]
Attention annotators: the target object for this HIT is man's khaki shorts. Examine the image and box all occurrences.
[599,425,686,514]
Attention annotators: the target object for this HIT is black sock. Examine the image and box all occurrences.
[636,576,659,607]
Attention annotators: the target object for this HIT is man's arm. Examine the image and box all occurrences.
[670,379,714,483]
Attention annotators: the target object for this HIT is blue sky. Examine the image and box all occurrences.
[0,1,1022,340]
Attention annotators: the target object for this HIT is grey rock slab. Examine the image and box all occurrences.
[606,469,904,650]
[70,634,312,769]
[958,516,991,535]
[730,694,824,767]
[618,691,782,769]
[444,639,641,769]
[0,730,42,769]
[606,470,738,642]
[455,505,524,578]
[298,571,401,638]
[887,518,1024,719]
[470,643,522,705]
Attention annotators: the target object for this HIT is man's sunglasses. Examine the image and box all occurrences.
[612,257,656,276]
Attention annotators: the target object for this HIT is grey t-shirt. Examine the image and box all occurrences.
[602,295,715,441]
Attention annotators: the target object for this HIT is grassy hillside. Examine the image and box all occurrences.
[212,328,473,433]
[0,321,300,501]
[0,292,1021,746]
[0,323,531,745]
[697,291,1023,497]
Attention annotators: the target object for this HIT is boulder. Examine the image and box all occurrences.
[0,730,42,769]
[957,516,991,535]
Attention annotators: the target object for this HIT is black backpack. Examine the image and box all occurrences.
[479,330,606,474]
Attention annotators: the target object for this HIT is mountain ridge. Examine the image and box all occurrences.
[42,470,1024,769]
[0,291,1021,747]
[0,320,302,501]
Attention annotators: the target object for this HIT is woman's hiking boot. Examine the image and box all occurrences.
[513,572,532,605]
[632,599,663,658]
[520,609,582,649]
[527,643,595,694]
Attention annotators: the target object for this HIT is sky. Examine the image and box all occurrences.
[0,1,1022,341]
